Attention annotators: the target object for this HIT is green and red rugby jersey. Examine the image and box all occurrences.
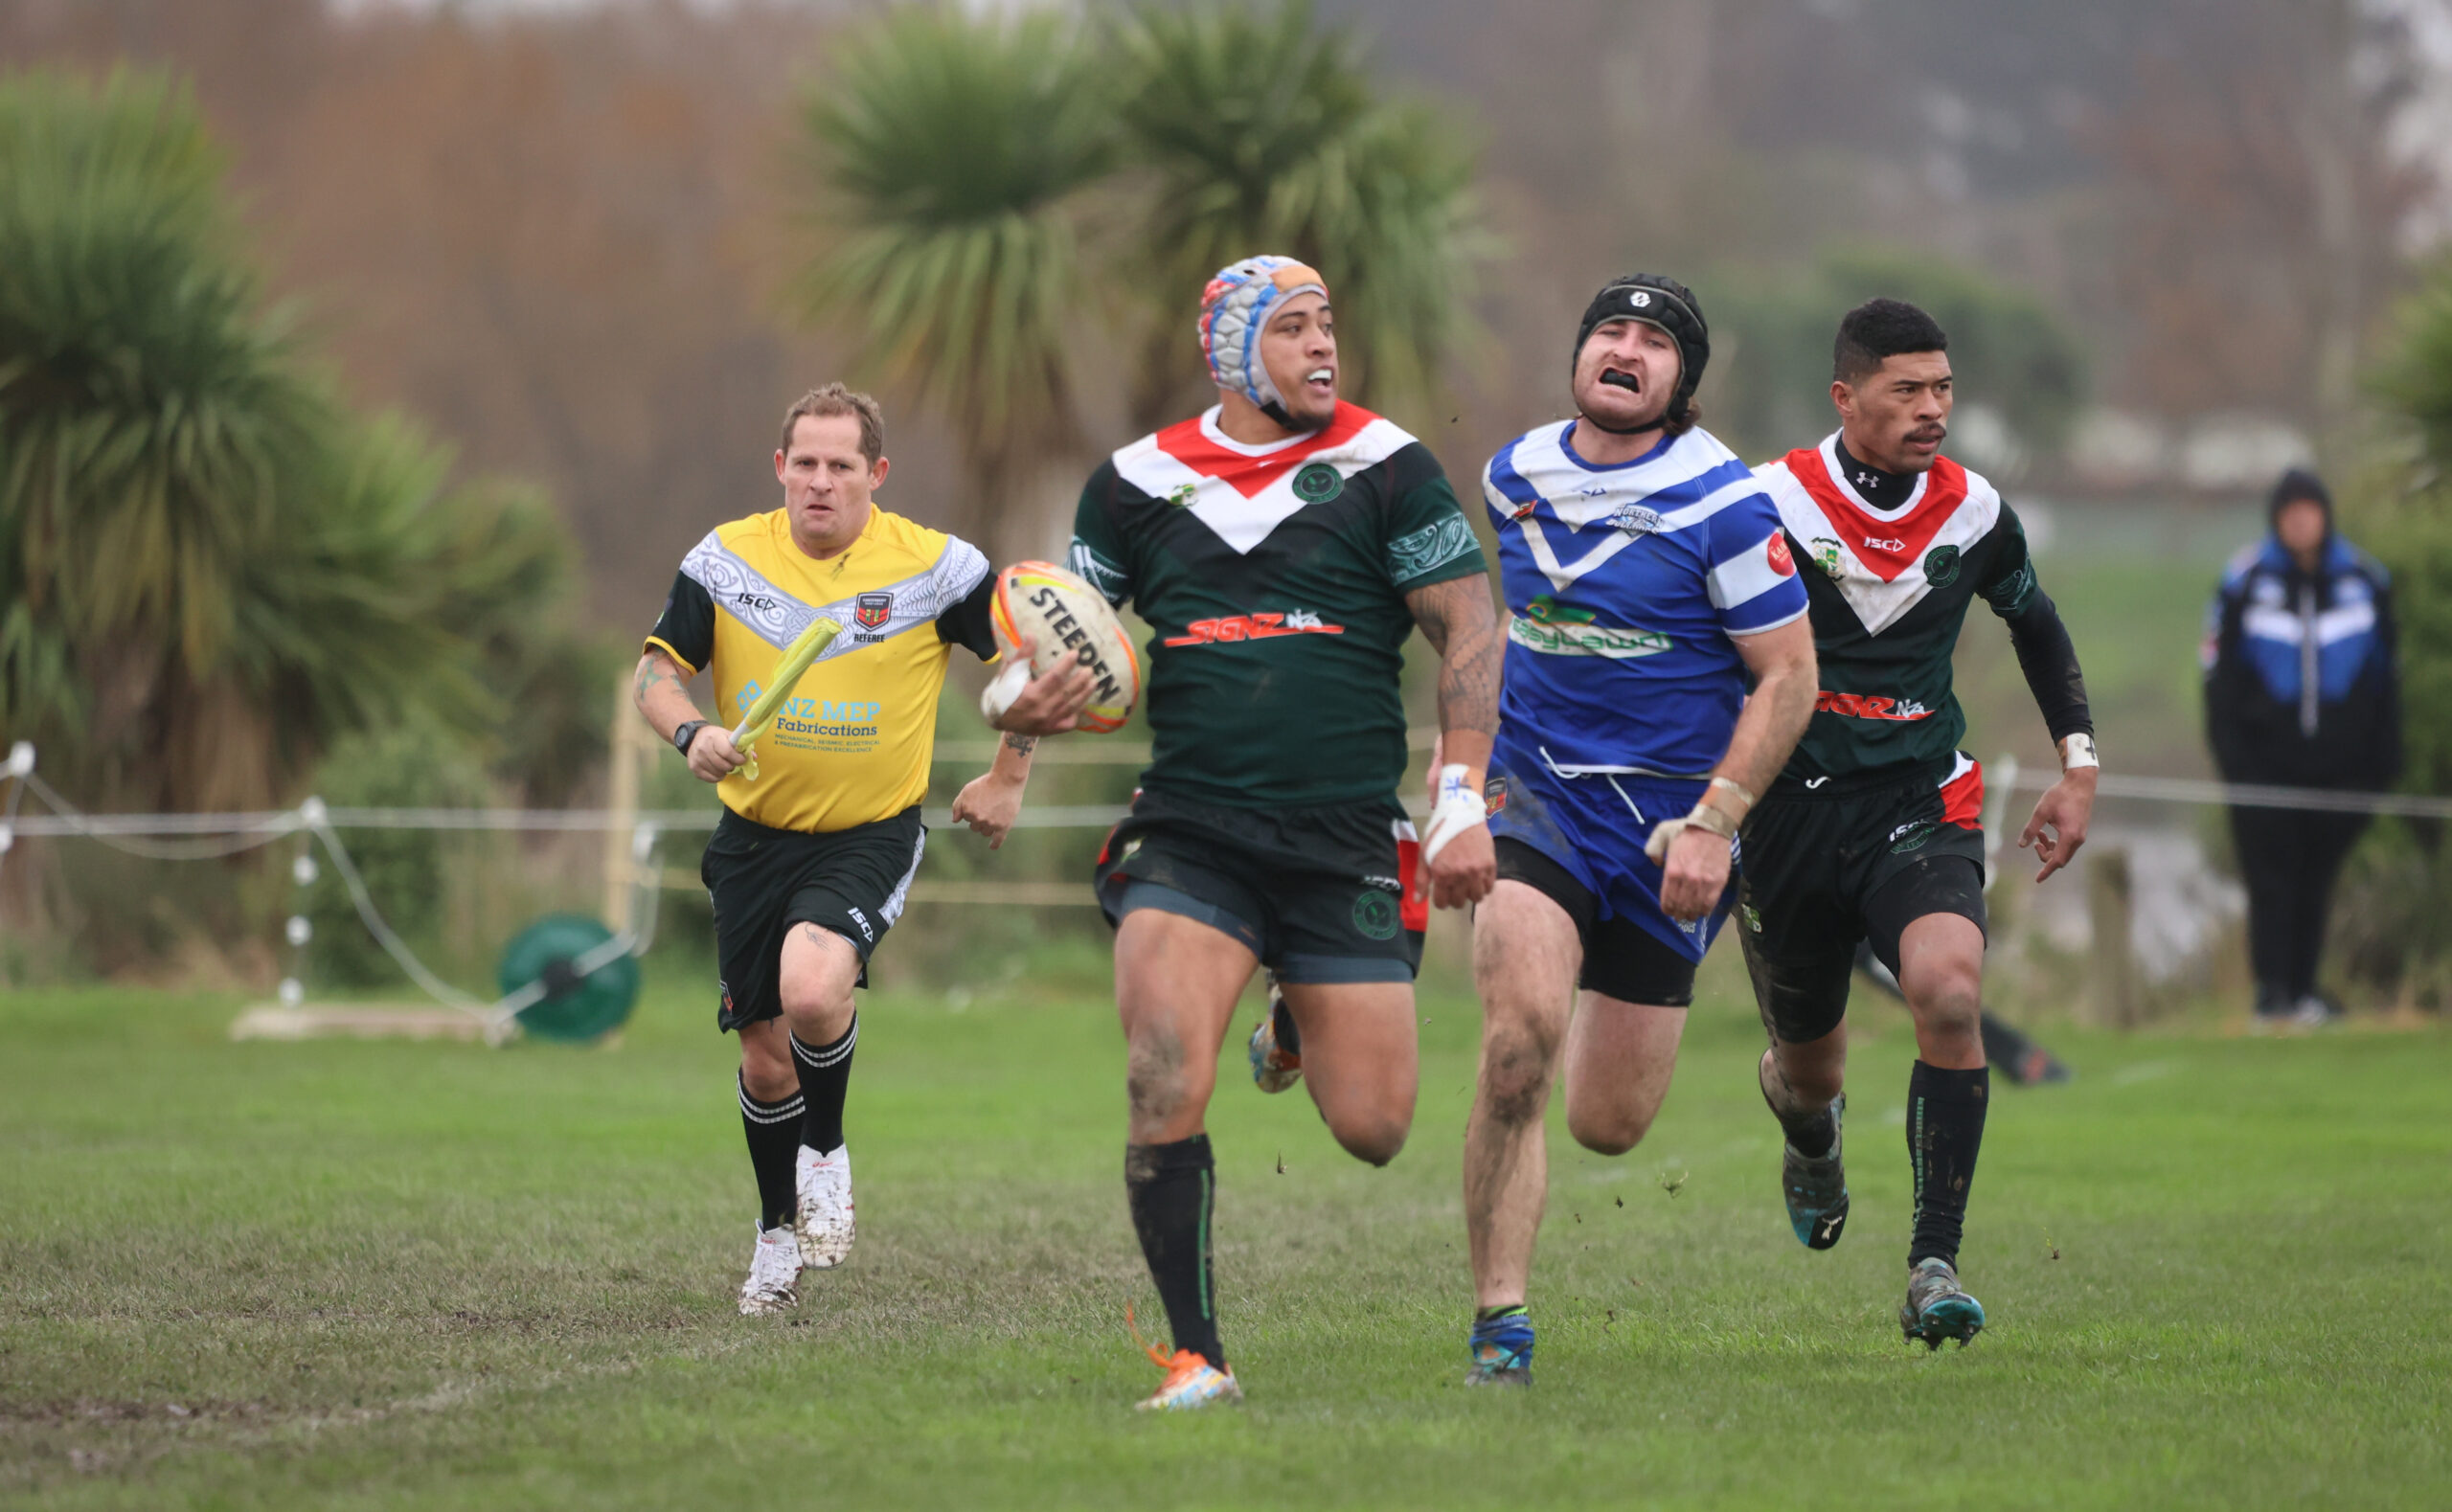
[1067,400,1487,809]
[1753,435,2042,784]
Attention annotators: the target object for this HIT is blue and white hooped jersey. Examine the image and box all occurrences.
[1483,420,1808,778]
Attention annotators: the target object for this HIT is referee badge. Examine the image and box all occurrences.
[854,592,894,630]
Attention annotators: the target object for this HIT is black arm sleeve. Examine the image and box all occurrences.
[935,573,1001,662]
[2002,589,2094,744]
[646,571,715,674]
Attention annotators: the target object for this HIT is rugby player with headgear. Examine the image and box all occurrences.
[1459,276,1819,1386]
[1068,256,1502,1410]
[1744,299,2097,1347]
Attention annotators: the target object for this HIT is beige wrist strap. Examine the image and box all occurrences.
[1683,802,1740,841]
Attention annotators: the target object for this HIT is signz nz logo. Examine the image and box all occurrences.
[1165,610,1344,646]
[1815,690,1935,722]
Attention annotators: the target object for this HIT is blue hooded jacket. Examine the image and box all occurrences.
[2202,492,2399,789]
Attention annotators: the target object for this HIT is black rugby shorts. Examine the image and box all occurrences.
[701,804,925,1033]
[1493,838,1704,1006]
[1735,756,1987,1045]
[1093,787,1425,983]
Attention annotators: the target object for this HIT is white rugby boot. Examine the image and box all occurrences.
[1136,1348,1243,1411]
[795,1144,856,1269]
[738,1224,802,1316]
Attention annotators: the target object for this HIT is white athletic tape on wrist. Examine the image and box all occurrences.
[978,661,1032,724]
[1420,763,1486,868]
[1643,802,1738,866]
[2059,733,2100,771]
[1706,776,1757,814]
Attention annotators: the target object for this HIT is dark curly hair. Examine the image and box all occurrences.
[1833,299,1948,386]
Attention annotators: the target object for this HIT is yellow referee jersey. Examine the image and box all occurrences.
[645,506,999,833]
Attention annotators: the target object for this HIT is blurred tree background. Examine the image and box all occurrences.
[0,65,611,980]
[789,4,1114,562]
[2328,257,2452,1006]
[0,0,2448,1005]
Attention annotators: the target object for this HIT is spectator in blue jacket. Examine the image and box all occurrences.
[2203,468,2400,1029]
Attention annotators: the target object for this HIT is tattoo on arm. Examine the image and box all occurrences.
[1002,732,1038,756]
[634,651,680,706]
[1406,576,1501,738]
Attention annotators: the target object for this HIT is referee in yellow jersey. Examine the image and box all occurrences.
[634,384,1091,1314]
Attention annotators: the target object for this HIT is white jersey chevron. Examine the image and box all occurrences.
[1109,403,1419,555]
[1754,434,2001,637]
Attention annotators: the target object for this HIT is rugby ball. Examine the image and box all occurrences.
[987,560,1142,734]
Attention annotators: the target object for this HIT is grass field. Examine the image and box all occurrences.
[4,972,2447,1510]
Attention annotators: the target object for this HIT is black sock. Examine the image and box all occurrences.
[1906,1061,1988,1267]
[738,1074,804,1230]
[792,1016,856,1156]
[1125,1136,1223,1368]
[1760,1058,1837,1159]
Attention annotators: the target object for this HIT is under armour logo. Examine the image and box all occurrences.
[1855,471,1879,488]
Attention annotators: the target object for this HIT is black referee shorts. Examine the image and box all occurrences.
[701,804,926,1034]
[1735,756,1987,1045]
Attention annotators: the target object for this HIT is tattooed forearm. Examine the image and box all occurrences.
[1438,619,1502,737]
[633,649,707,746]
[633,650,680,708]
[1406,575,1502,739]
[1002,732,1038,756]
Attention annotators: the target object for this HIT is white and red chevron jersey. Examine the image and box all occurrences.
[1754,434,2043,781]
[1068,401,1486,808]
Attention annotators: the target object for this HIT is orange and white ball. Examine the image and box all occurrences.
[985,561,1141,734]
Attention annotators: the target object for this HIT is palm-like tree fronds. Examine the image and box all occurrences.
[1116,0,1484,423]
[0,71,328,732]
[0,69,582,810]
[793,8,1114,507]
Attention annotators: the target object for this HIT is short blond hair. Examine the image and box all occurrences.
[779,383,885,464]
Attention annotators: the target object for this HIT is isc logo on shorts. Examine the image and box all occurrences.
[846,906,874,942]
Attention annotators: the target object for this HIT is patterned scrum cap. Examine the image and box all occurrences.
[1198,255,1328,417]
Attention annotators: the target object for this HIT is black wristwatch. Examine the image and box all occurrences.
[672,720,710,757]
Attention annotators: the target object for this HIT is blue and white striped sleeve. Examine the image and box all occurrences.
[1703,488,1809,635]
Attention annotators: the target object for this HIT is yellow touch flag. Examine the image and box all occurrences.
[727,617,842,781]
